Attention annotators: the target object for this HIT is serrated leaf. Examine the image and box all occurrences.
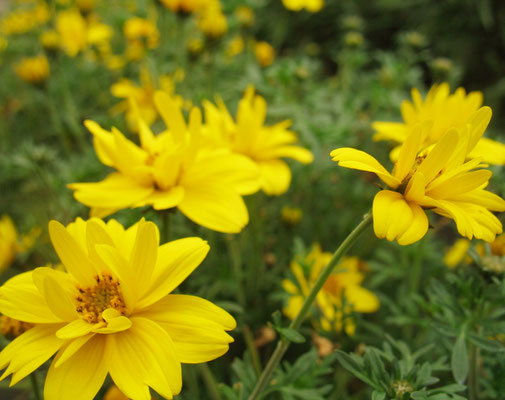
[451,332,469,384]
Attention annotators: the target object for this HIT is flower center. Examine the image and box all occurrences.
[75,273,126,324]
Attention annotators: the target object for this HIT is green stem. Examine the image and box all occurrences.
[30,372,42,400]
[468,337,479,400]
[243,325,262,377]
[248,213,373,400]
[198,363,222,400]
[161,211,172,243]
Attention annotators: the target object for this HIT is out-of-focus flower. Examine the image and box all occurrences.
[283,244,379,335]
[187,38,204,54]
[431,57,453,75]
[0,316,33,339]
[76,0,95,13]
[40,30,59,49]
[0,2,49,35]
[0,217,236,398]
[332,109,505,245]
[281,206,302,226]
[203,85,313,195]
[344,31,364,47]
[444,234,505,272]
[159,0,210,13]
[254,41,275,67]
[281,0,323,13]
[403,31,426,48]
[197,2,227,38]
[0,215,40,273]
[372,83,505,165]
[225,35,244,58]
[235,6,254,26]
[443,239,472,268]
[123,16,159,60]
[69,94,260,233]
[341,15,364,31]
[14,55,50,83]
[110,67,184,131]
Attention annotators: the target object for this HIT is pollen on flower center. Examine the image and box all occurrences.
[75,273,126,324]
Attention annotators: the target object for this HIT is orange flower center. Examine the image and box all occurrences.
[76,273,126,324]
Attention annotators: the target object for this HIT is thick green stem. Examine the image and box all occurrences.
[30,372,42,400]
[198,363,222,400]
[248,213,373,400]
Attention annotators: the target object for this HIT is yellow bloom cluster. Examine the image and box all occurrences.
[283,244,379,335]
[0,215,39,274]
[281,0,324,13]
[254,41,275,67]
[14,55,50,83]
[373,83,505,165]
[333,103,505,245]
[0,1,49,35]
[0,218,236,399]
[196,0,228,38]
[123,16,159,60]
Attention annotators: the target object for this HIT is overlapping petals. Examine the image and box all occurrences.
[0,218,236,400]
[332,115,505,245]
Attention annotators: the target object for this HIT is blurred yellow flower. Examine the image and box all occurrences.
[281,0,324,12]
[443,239,472,268]
[69,94,260,233]
[0,217,236,398]
[444,234,505,272]
[187,37,204,54]
[197,3,228,38]
[0,215,39,274]
[0,2,49,35]
[332,109,505,245]
[14,55,50,83]
[76,0,95,12]
[203,85,313,195]
[0,316,33,339]
[254,41,275,67]
[281,206,302,226]
[110,67,183,131]
[235,6,255,26]
[160,0,209,13]
[372,83,505,165]
[40,30,60,49]
[225,35,244,58]
[123,16,159,60]
[283,244,379,335]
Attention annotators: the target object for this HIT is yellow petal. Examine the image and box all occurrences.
[427,170,492,199]
[371,122,407,143]
[93,308,132,334]
[469,137,505,165]
[109,317,181,398]
[466,106,492,154]
[259,145,314,164]
[49,221,97,286]
[396,202,429,246]
[417,129,459,183]
[178,183,248,233]
[373,190,412,242]
[56,319,97,339]
[129,220,158,295]
[84,120,115,167]
[394,123,424,182]
[0,324,64,386]
[404,171,426,202]
[343,285,380,313]
[154,90,187,142]
[45,335,108,400]
[137,238,209,309]
[331,148,400,188]
[257,159,292,195]
[54,333,95,368]
[136,186,185,210]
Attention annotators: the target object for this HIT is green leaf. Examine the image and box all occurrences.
[451,332,469,384]
[371,391,386,400]
[278,328,306,343]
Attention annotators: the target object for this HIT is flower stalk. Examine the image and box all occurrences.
[248,212,373,400]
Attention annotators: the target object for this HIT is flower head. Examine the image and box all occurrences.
[332,110,505,245]
[0,215,39,274]
[0,2,49,35]
[69,94,259,233]
[372,83,505,165]
[254,41,275,67]
[0,218,236,399]
[203,85,313,195]
[283,244,379,335]
[281,0,324,13]
[196,1,227,38]
[14,55,49,84]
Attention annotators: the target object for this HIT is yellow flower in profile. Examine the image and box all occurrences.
[0,215,39,274]
[0,218,236,399]
[372,83,505,165]
[203,85,313,195]
[254,41,275,67]
[283,244,379,335]
[14,55,49,83]
[281,0,324,12]
[332,110,505,245]
[110,67,183,131]
[69,94,259,233]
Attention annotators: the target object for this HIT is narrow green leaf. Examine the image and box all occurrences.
[451,332,469,384]
[279,328,306,343]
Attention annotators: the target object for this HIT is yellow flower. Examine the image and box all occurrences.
[160,0,209,13]
[197,3,228,38]
[235,6,254,26]
[14,55,49,83]
[372,83,505,165]
[0,2,49,35]
[187,37,204,54]
[76,0,95,13]
[0,215,40,273]
[281,206,302,226]
[282,244,379,335]
[281,0,324,12]
[123,16,159,55]
[0,218,236,399]
[69,94,259,233]
[225,35,244,58]
[445,234,505,272]
[203,85,313,195]
[443,238,472,268]
[110,67,183,131]
[55,9,88,56]
[254,41,275,67]
[0,316,33,339]
[332,111,505,245]
[40,30,60,49]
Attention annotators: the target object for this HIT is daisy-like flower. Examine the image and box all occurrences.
[0,218,236,400]
[332,109,505,245]
[69,93,259,233]
[203,86,313,195]
[283,244,379,335]
[372,83,505,165]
